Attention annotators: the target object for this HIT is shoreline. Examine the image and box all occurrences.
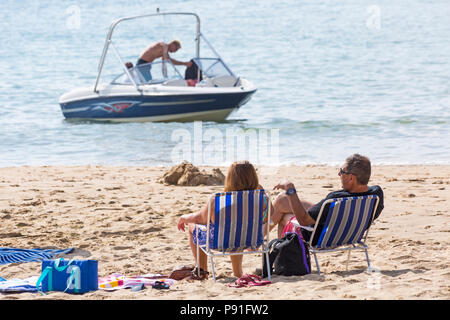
[0,164,449,299]
[2,162,450,169]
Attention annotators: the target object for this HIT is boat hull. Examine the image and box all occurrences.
[59,88,256,122]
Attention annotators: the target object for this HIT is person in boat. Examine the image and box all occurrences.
[136,40,192,82]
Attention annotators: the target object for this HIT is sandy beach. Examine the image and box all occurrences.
[0,164,449,300]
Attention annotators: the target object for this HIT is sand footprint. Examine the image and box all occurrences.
[113,246,134,250]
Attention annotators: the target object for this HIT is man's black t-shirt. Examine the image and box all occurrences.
[302,185,384,244]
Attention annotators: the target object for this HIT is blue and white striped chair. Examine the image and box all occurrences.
[296,195,380,274]
[194,189,271,282]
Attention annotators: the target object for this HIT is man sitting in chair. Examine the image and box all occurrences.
[271,154,384,242]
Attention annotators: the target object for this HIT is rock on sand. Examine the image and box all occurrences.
[159,162,225,186]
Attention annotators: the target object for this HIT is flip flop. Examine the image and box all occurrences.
[228,276,249,288]
[131,283,145,292]
[228,274,271,288]
[243,274,271,286]
[152,281,170,290]
[186,267,209,281]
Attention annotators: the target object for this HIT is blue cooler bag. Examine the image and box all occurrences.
[37,258,98,294]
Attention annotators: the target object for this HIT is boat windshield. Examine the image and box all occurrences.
[111,60,183,85]
[193,58,234,78]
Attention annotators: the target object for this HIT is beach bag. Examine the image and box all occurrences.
[37,258,98,294]
[262,232,311,277]
[169,265,195,281]
[168,265,209,281]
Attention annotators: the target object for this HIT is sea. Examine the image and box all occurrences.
[0,0,449,167]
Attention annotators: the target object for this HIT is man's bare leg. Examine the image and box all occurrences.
[272,193,315,238]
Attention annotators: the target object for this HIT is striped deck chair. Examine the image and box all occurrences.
[194,189,271,282]
[295,195,380,274]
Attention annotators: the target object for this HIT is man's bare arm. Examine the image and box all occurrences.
[286,192,316,226]
[274,181,316,226]
[168,57,187,66]
[167,57,191,67]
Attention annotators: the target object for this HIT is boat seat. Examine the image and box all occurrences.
[162,79,188,87]
[211,75,238,87]
[195,78,214,87]
[195,76,238,88]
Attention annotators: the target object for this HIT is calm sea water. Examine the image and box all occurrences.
[0,0,449,167]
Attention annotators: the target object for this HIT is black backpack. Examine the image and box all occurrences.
[184,59,203,81]
[262,232,311,278]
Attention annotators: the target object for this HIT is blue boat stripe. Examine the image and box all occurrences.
[141,99,216,106]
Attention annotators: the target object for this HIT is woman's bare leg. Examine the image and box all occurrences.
[188,224,208,271]
[230,254,243,278]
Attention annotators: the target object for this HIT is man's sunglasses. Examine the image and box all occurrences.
[339,168,352,175]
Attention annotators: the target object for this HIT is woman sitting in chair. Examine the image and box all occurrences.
[177,161,272,279]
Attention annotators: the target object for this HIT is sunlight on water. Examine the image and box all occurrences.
[0,0,449,166]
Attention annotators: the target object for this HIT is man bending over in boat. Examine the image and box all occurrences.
[137,40,192,81]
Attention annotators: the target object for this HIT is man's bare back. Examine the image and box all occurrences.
[138,40,191,67]
[139,42,168,63]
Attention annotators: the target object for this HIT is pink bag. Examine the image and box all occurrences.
[282,217,305,240]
